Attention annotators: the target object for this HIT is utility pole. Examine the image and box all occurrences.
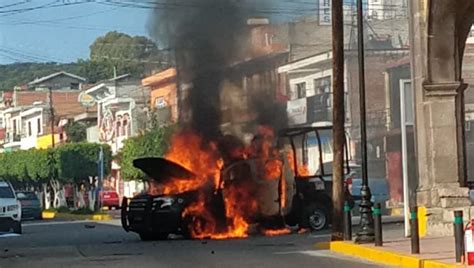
[48,87,55,148]
[96,146,104,212]
[355,0,375,244]
[331,0,345,241]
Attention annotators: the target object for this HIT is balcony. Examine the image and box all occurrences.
[307,94,333,123]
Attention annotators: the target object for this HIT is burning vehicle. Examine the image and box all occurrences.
[121,126,354,240]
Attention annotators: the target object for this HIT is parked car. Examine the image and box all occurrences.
[100,190,120,209]
[350,177,390,215]
[0,181,22,233]
[16,191,42,220]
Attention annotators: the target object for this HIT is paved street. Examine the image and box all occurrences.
[0,219,390,268]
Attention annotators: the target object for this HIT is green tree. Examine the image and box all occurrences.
[78,31,168,83]
[55,143,112,184]
[120,125,175,181]
[0,62,79,90]
[65,121,87,143]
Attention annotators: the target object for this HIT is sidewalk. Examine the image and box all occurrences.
[316,235,465,268]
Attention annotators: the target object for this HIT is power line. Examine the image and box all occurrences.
[0,1,31,10]
[1,7,118,25]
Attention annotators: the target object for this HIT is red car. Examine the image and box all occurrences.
[100,190,120,209]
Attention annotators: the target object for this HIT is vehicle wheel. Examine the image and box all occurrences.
[181,214,208,240]
[304,203,328,231]
[12,222,22,234]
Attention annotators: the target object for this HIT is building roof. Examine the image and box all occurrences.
[142,68,177,87]
[109,73,131,82]
[28,71,86,86]
[384,57,411,70]
[15,91,95,118]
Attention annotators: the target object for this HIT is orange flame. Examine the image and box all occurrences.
[147,125,291,239]
[262,228,291,237]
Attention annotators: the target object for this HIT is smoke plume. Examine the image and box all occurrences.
[149,0,248,141]
[149,0,287,141]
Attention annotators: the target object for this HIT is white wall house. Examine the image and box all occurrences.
[3,107,23,152]
[85,76,150,198]
[19,107,44,150]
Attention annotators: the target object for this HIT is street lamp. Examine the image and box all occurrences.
[355,0,375,243]
[96,146,104,211]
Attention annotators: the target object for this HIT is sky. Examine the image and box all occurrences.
[0,0,367,65]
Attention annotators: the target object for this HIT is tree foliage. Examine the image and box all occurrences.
[80,31,168,83]
[55,143,112,183]
[120,125,175,181]
[0,31,168,89]
[65,121,87,143]
[0,62,79,90]
[0,143,111,185]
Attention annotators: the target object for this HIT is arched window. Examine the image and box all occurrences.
[123,114,131,137]
[122,118,128,137]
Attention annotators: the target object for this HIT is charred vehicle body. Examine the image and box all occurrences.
[121,126,354,240]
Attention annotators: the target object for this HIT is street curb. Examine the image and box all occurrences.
[55,213,112,221]
[315,241,464,268]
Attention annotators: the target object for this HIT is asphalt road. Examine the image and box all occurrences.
[0,220,391,268]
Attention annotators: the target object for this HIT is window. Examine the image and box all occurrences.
[13,119,16,136]
[122,119,128,136]
[116,121,122,137]
[0,186,14,198]
[314,77,331,94]
[28,121,32,137]
[70,83,79,90]
[37,118,41,134]
[296,82,306,98]
[155,97,167,109]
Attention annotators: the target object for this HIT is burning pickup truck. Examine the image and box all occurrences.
[121,126,354,240]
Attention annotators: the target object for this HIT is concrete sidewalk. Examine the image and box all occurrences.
[316,235,465,268]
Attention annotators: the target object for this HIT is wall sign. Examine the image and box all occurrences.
[287,98,307,125]
[319,0,332,25]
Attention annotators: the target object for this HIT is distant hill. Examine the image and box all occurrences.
[0,62,80,91]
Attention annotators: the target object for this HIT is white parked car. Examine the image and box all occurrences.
[0,181,22,234]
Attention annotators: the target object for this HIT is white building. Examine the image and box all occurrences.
[3,107,23,152]
[19,106,44,150]
[367,0,408,20]
[86,75,150,198]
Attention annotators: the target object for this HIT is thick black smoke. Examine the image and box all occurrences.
[149,0,248,141]
[149,0,287,142]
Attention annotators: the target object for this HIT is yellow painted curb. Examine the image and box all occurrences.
[41,211,56,219]
[418,206,427,238]
[315,241,464,268]
[90,214,112,221]
[54,212,112,221]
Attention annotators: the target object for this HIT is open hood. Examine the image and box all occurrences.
[133,157,195,183]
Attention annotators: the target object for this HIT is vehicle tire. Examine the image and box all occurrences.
[12,222,22,234]
[181,214,208,240]
[138,232,168,241]
[303,203,329,231]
